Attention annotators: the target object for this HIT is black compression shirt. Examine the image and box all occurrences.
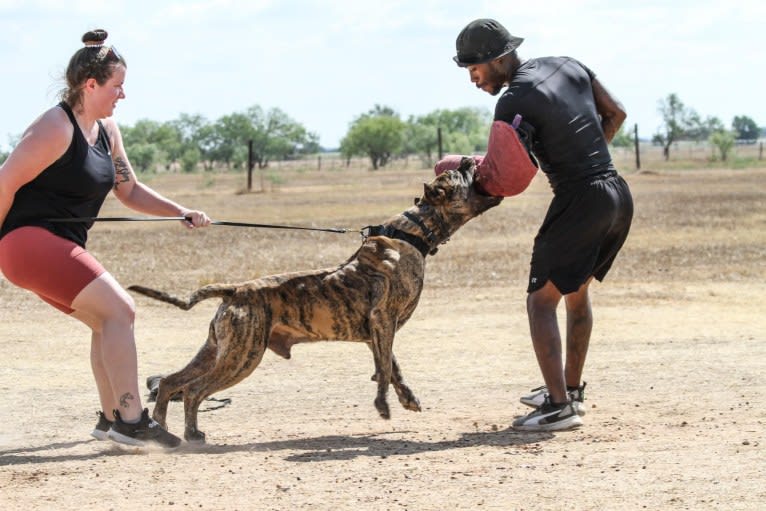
[494,56,615,191]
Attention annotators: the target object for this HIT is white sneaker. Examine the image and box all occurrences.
[520,382,587,416]
[512,397,583,432]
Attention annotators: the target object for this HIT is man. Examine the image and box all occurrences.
[452,18,633,431]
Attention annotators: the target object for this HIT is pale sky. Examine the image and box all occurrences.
[0,0,762,151]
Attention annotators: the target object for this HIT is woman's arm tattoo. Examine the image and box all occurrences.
[114,157,131,190]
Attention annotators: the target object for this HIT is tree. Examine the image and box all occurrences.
[171,114,216,170]
[128,143,159,172]
[340,105,406,169]
[610,124,633,148]
[686,114,724,141]
[243,106,320,169]
[731,115,759,141]
[653,93,695,160]
[709,130,736,161]
[406,107,491,165]
[179,147,201,173]
[211,113,255,169]
[120,119,184,171]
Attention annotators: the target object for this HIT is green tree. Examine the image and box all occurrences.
[406,107,491,165]
[244,106,320,169]
[180,147,202,173]
[128,142,159,172]
[121,119,184,171]
[211,113,255,169]
[686,114,725,141]
[341,105,406,169]
[653,93,695,160]
[610,124,633,148]
[171,114,216,170]
[731,115,759,141]
[709,130,736,161]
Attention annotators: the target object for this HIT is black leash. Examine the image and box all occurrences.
[47,216,355,235]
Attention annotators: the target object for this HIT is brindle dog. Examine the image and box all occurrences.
[129,158,502,443]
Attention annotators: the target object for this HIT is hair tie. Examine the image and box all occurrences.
[84,43,105,48]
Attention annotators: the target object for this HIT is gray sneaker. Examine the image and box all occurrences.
[512,397,583,432]
[107,408,181,449]
[520,382,587,416]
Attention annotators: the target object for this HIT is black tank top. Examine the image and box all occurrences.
[0,102,115,247]
[494,57,616,192]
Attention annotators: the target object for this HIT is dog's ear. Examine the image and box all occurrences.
[458,156,476,173]
[413,197,421,206]
[423,182,446,204]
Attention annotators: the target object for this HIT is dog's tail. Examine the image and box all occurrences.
[128,284,236,310]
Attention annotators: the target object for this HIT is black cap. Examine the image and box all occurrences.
[453,18,524,67]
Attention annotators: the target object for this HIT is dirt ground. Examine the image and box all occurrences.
[0,165,764,510]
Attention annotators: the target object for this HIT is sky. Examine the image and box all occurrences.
[0,0,762,151]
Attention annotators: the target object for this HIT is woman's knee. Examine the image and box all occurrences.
[71,272,136,324]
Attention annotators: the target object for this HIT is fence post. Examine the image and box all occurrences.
[437,126,444,160]
[247,140,254,191]
[760,141,763,160]
[633,123,641,170]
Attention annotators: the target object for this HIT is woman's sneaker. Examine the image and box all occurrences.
[512,397,583,432]
[520,382,587,416]
[90,411,113,441]
[107,408,181,449]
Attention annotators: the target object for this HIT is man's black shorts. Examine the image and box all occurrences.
[528,173,633,294]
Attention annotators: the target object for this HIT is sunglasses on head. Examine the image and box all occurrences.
[99,45,121,61]
[88,44,122,62]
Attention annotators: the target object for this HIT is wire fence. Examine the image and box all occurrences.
[262,140,765,174]
[148,139,765,178]
[611,140,764,170]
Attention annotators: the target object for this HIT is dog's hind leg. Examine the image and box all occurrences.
[182,314,270,443]
[181,347,267,443]
[152,323,218,429]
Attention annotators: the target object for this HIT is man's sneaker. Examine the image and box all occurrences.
[90,411,113,441]
[107,408,181,449]
[512,397,583,432]
[520,382,587,416]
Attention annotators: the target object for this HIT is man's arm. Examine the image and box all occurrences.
[591,78,626,143]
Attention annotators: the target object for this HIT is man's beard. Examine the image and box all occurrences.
[486,65,507,96]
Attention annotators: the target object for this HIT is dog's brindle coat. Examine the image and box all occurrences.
[129,158,501,443]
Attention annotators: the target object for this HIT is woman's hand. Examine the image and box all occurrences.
[181,210,212,229]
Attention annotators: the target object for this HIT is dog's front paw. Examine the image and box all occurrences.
[374,397,391,420]
[184,428,207,444]
[399,394,421,412]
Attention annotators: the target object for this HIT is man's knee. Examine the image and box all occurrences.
[527,281,562,312]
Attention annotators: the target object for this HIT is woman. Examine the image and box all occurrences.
[0,29,211,448]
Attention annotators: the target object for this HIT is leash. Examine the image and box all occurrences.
[48,212,446,253]
[47,216,356,235]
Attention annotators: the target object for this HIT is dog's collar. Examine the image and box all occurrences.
[361,204,451,257]
[361,224,433,257]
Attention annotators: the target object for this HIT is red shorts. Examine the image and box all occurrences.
[0,226,105,314]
